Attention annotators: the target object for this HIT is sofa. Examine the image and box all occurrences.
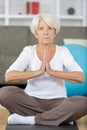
[0,26,87,97]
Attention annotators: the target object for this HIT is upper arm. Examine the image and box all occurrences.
[61,47,83,72]
[6,46,32,73]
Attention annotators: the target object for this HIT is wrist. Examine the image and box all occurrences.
[47,68,53,76]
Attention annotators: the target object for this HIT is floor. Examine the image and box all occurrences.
[0,106,87,130]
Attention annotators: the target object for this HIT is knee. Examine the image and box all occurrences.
[69,96,87,112]
[0,86,11,102]
[69,96,87,104]
[0,86,18,104]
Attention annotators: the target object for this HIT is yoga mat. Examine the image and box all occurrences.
[6,123,78,130]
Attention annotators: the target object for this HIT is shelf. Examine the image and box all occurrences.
[0,15,6,18]
[0,0,5,14]
[0,0,86,26]
[60,0,84,16]
[8,14,36,19]
[0,19,5,25]
[0,15,84,20]
[61,19,84,27]
[60,16,84,19]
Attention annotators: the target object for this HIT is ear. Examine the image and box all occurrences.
[54,29,56,35]
[54,29,56,37]
[35,34,38,39]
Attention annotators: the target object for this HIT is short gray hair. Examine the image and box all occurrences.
[30,13,61,36]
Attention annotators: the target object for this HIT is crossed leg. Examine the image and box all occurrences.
[0,86,87,126]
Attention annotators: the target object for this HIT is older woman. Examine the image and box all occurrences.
[0,13,87,126]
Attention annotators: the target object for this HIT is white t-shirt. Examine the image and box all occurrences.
[6,45,83,99]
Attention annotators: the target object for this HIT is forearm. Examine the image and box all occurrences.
[50,70,85,83]
[5,70,42,83]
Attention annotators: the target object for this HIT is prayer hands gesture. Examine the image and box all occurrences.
[39,46,52,75]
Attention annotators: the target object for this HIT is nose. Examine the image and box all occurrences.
[44,28,49,34]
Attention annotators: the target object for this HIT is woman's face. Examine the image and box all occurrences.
[36,20,56,45]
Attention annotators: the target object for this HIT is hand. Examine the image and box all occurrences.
[44,46,52,75]
[39,46,53,75]
[39,48,46,75]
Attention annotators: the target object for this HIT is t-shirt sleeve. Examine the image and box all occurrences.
[61,47,83,72]
[6,46,32,73]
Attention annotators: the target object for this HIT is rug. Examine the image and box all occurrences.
[6,123,78,130]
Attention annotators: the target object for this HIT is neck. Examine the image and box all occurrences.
[37,43,55,48]
[36,43,56,61]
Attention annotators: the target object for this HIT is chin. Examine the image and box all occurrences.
[44,42,50,46]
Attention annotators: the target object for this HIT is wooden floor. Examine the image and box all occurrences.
[0,107,87,130]
[0,108,10,130]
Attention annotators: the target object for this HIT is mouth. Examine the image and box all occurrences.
[43,37,50,40]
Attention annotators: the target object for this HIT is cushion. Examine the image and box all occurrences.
[63,44,87,97]
[63,39,87,47]
[0,55,17,83]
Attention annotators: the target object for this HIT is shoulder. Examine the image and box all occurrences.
[22,45,36,54]
[56,45,69,53]
[23,45,35,51]
[56,45,73,60]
